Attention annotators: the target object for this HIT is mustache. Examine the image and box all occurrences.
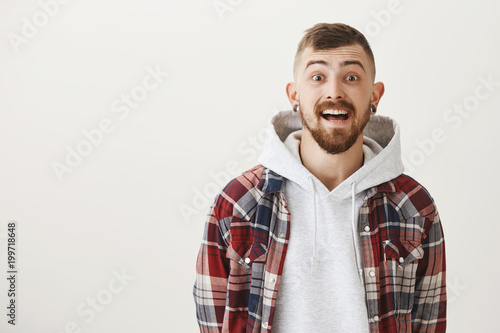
[314,100,355,114]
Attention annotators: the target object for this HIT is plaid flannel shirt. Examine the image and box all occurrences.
[194,164,446,332]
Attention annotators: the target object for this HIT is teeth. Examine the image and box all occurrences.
[322,109,349,115]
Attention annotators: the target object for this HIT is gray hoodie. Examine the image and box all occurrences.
[258,110,405,332]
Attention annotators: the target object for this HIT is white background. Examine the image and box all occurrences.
[0,0,499,332]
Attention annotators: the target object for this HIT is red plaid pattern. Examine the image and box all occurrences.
[194,165,446,332]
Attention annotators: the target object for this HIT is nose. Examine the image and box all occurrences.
[326,77,345,100]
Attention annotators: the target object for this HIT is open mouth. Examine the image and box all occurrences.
[321,109,350,121]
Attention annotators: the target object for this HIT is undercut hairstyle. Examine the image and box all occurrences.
[294,23,376,81]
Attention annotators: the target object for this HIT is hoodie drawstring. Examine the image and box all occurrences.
[308,177,363,280]
[308,176,317,269]
[351,182,364,282]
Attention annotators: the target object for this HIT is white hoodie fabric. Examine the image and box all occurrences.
[258,110,405,332]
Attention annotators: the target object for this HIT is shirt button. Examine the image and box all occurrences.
[399,257,405,264]
[369,270,376,277]
[244,257,251,264]
[279,232,286,238]
[270,277,276,283]
[373,315,379,322]
[262,322,268,328]
[364,225,370,232]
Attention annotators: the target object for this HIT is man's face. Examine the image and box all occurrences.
[291,44,377,155]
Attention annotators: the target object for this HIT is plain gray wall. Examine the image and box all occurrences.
[0,0,498,332]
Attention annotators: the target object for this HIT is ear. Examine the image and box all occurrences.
[370,81,385,107]
[286,81,299,106]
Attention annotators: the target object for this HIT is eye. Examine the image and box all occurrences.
[312,74,324,82]
[346,75,359,82]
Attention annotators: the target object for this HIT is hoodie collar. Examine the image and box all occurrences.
[258,165,399,196]
[258,110,405,198]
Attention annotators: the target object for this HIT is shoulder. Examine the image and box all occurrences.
[378,173,438,221]
[393,174,436,214]
[213,164,282,220]
[219,164,266,201]
[379,174,440,234]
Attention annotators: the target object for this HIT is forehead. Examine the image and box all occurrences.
[299,44,369,70]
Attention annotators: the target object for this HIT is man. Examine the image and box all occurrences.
[194,23,446,333]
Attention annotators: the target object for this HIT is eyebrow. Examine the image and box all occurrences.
[305,59,365,73]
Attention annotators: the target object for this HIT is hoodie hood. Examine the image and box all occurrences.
[258,110,405,278]
[258,110,405,198]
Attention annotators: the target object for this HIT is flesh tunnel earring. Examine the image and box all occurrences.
[293,103,300,113]
[370,104,377,115]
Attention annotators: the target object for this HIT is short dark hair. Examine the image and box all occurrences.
[294,23,376,80]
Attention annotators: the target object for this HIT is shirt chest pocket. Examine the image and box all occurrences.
[380,238,424,315]
[226,241,268,291]
[383,238,424,265]
[228,241,268,267]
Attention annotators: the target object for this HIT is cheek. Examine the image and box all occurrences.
[350,90,371,109]
[299,88,322,109]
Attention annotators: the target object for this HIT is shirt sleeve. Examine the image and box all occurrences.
[412,202,447,332]
[193,196,230,333]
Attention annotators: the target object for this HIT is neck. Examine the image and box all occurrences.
[299,131,364,192]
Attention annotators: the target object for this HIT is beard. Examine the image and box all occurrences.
[300,99,371,155]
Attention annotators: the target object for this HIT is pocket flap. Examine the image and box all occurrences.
[227,241,268,267]
[383,239,423,265]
